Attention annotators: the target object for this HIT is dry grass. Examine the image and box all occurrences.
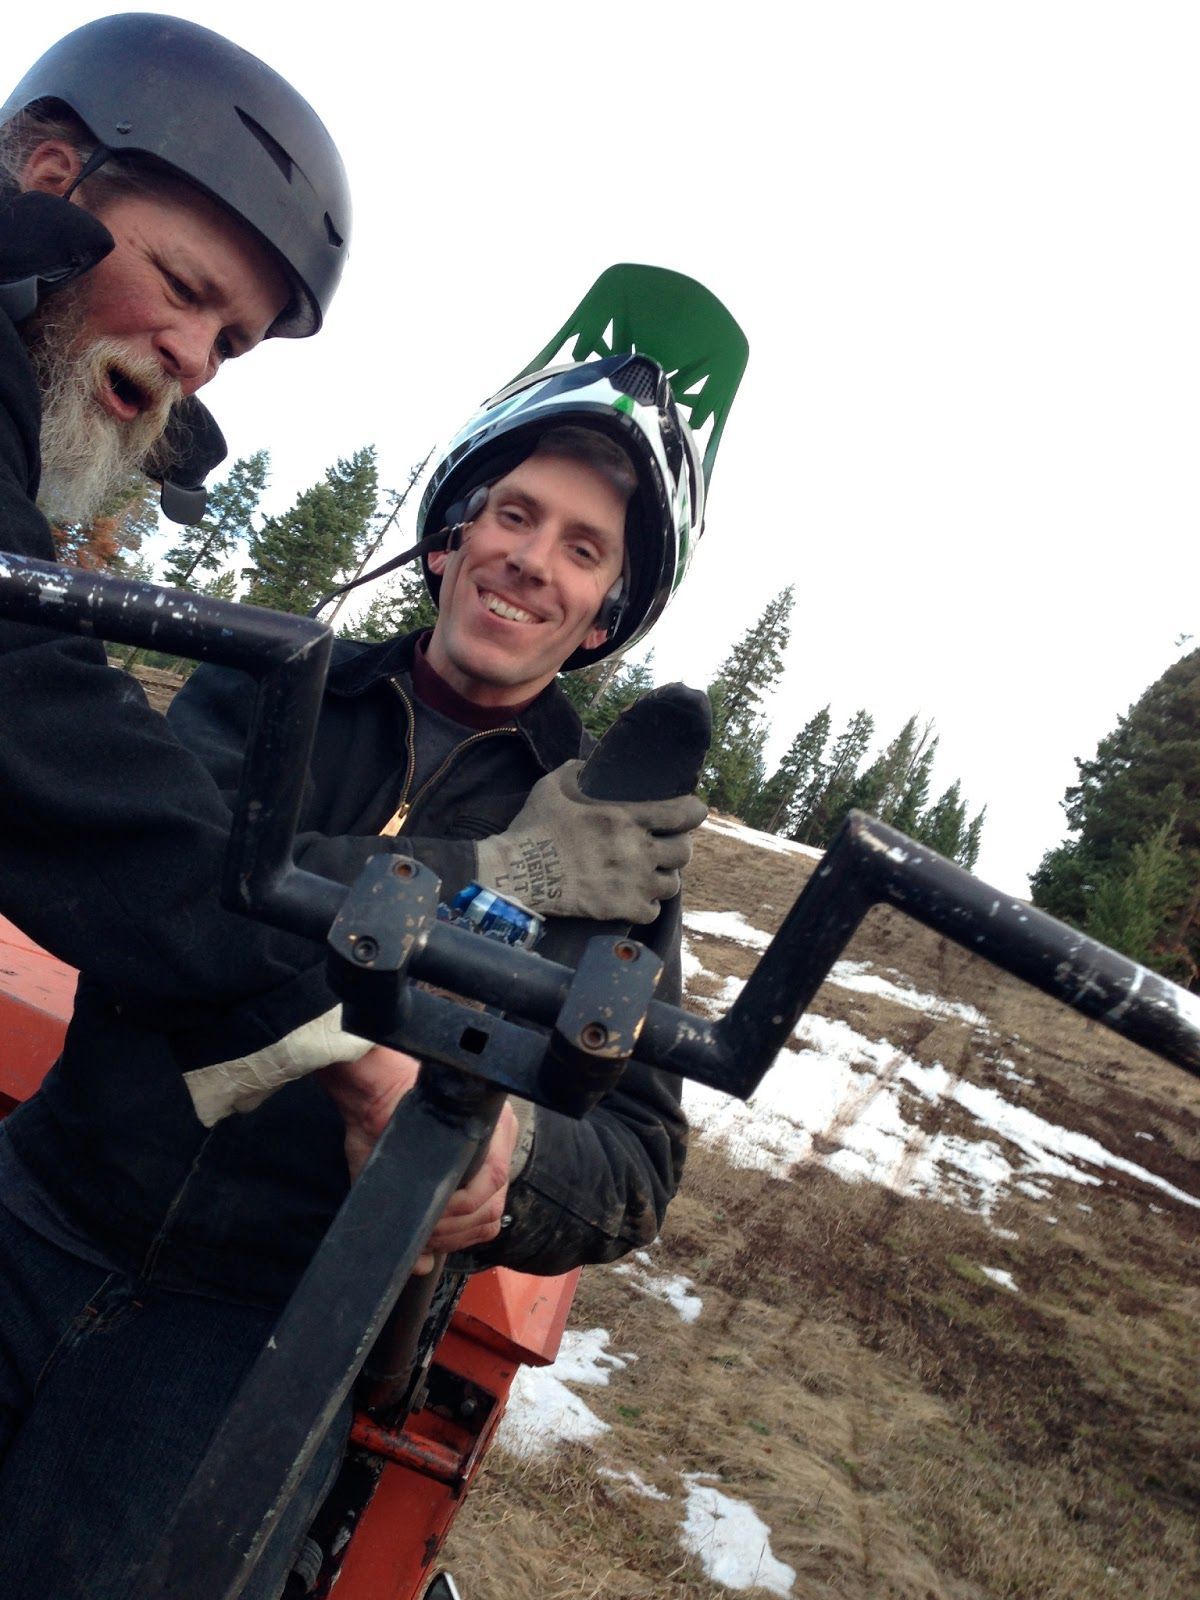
[444,820,1200,1599]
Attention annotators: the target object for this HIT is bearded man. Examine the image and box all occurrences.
[0,18,710,1598]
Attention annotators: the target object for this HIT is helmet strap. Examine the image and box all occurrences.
[63,145,113,201]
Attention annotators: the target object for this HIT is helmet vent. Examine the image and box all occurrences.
[324,213,343,248]
[236,108,294,182]
[611,356,661,406]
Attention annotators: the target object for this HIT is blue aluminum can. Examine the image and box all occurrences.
[439,882,544,950]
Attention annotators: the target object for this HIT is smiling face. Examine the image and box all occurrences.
[20,139,288,524]
[425,450,629,707]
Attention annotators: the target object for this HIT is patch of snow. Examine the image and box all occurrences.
[496,1329,631,1461]
[598,1466,670,1501]
[828,959,989,1027]
[682,1005,1200,1219]
[1077,1203,1093,1214]
[680,935,708,986]
[1135,1130,1155,1141]
[979,1266,1019,1292]
[992,1227,1020,1240]
[703,815,823,860]
[612,1257,703,1324]
[683,909,771,950]
[680,1476,795,1597]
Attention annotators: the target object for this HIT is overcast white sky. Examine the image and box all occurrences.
[10,2,1199,894]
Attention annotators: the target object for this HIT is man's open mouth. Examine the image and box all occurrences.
[106,365,150,414]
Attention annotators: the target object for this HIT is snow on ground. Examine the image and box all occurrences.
[681,977,1200,1216]
[496,1329,632,1460]
[612,1249,704,1324]
[829,958,990,1028]
[597,1466,671,1501]
[684,914,990,1027]
[497,827,1194,1595]
[703,816,823,861]
[980,1266,1019,1292]
[684,909,772,951]
[680,1475,797,1598]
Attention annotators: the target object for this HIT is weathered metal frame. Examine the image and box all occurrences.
[2,554,1197,1599]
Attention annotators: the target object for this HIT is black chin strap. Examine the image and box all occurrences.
[306,531,448,619]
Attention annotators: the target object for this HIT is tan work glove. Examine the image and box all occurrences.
[474,759,707,924]
[184,1005,372,1127]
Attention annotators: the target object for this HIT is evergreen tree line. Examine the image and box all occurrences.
[65,455,985,856]
[699,584,986,867]
[1031,646,1199,990]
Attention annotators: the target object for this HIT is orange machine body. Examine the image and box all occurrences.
[0,914,577,1599]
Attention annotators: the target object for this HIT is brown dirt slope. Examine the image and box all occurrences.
[445,819,1200,1600]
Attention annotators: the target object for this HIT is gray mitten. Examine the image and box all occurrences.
[474,759,707,923]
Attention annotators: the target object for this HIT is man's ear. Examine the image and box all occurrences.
[21,141,85,198]
[427,548,450,577]
[581,622,609,653]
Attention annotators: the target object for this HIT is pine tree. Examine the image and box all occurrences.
[703,586,794,814]
[1031,648,1200,987]
[51,472,160,572]
[744,706,831,833]
[557,654,658,739]
[324,449,433,629]
[349,564,437,642]
[917,780,968,858]
[959,806,986,871]
[797,709,874,845]
[243,447,379,615]
[1082,821,1184,969]
[161,451,268,591]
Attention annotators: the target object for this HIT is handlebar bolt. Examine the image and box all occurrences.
[351,936,379,964]
[580,1022,609,1050]
[614,941,639,962]
[392,860,417,878]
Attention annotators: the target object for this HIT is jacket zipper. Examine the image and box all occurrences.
[380,679,517,836]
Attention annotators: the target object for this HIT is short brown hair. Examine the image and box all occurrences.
[530,425,637,504]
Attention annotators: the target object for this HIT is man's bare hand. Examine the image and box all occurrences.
[319,1046,520,1274]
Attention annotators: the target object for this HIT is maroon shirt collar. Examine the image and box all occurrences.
[410,632,538,730]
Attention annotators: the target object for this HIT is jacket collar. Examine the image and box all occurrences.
[326,629,585,772]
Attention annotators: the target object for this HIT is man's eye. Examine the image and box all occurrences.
[164,270,196,303]
[215,334,235,362]
[498,507,527,527]
[572,543,600,563]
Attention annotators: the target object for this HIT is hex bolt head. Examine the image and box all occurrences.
[614,941,639,962]
[580,1022,609,1050]
[351,936,379,963]
[392,859,416,878]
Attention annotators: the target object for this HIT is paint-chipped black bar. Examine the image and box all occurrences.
[3,555,1198,1600]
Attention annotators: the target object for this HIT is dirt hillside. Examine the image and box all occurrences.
[443,817,1200,1600]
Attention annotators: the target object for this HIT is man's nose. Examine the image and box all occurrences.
[505,525,555,580]
[153,317,219,395]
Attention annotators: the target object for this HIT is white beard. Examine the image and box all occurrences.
[24,293,180,529]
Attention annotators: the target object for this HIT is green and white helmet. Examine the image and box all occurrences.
[417,353,705,669]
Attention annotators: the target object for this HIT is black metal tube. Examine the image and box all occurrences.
[855,814,1200,1075]
[129,1067,503,1600]
[0,554,341,940]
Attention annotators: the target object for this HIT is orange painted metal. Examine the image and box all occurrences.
[0,917,582,1599]
[333,1283,576,1600]
[0,915,77,1113]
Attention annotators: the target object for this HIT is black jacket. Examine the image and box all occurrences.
[0,195,686,1303]
[8,635,688,1303]
[0,192,359,1044]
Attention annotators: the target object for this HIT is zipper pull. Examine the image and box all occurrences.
[380,801,410,837]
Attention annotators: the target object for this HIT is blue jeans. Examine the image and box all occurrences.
[0,1207,350,1599]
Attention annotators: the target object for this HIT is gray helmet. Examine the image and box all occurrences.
[1,13,350,336]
